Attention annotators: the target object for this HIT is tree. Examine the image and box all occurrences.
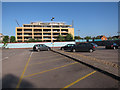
[10,36,16,43]
[65,34,73,41]
[3,36,9,43]
[35,39,42,42]
[28,38,35,42]
[25,38,43,42]
[108,36,112,40]
[95,36,101,39]
[2,41,8,48]
[84,36,92,40]
[57,35,65,41]
[74,36,82,39]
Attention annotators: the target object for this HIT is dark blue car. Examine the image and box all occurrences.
[105,42,118,49]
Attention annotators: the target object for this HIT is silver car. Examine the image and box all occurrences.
[33,44,51,51]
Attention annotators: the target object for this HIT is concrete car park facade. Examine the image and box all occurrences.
[15,21,74,42]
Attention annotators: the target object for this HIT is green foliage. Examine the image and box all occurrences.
[2,41,8,48]
[65,34,73,41]
[10,36,16,43]
[74,36,82,39]
[108,36,112,40]
[35,39,42,42]
[57,35,65,41]
[3,36,9,43]
[95,36,101,39]
[28,38,35,42]
[84,36,92,39]
[113,37,118,40]
[24,38,42,42]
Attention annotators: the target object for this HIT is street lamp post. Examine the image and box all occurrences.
[51,17,54,50]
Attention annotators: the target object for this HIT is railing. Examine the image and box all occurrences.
[43,31,51,33]
[34,35,42,37]
[24,31,32,33]
[17,31,22,33]
[34,31,42,33]
[61,31,68,33]
[17,35,22,37]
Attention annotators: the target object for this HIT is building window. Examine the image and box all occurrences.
[53,33,60,35]
[34,37,42,39]
[18,40,22,42]
[34,33,42,35]
[61,29,68,32]
[43,37,51,39]
[17,29,22,31]
[53,29,60,32]
[34,29,42,32]
[24,29,32,31]
[61,33,67,35]
[43,33,51,35]
[17,37,22,39]
[43,29,51,32]
[24,37,32,39]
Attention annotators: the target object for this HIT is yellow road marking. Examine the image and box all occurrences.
[23,62,78,78]
[16,52,33,88]
[29,57,68,66]
[61,71,96,90]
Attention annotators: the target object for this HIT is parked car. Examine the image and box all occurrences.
[105,42,118,49]
[91,43,98,48]
[60,44,75,50]
[33,44,51,51]
[71,43,96,52]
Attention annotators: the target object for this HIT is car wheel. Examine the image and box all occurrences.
[72,49,76,52]
[47,48,50,51]
[89,49,93,53]
[37,49,40,52]
[61,48,64,50]
[113,47,116,50]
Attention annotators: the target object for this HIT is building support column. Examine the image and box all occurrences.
[60,28,61,35]
[42,28,43,41]
[22,28,24,42]
[32,28,34,39]
[51,26,53,42]
[15,28,17,41]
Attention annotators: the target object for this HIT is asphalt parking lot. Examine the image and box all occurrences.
[75,46,118,64]
[2,47,119,89]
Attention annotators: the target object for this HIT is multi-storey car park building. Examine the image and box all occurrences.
[16,21,74,42]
